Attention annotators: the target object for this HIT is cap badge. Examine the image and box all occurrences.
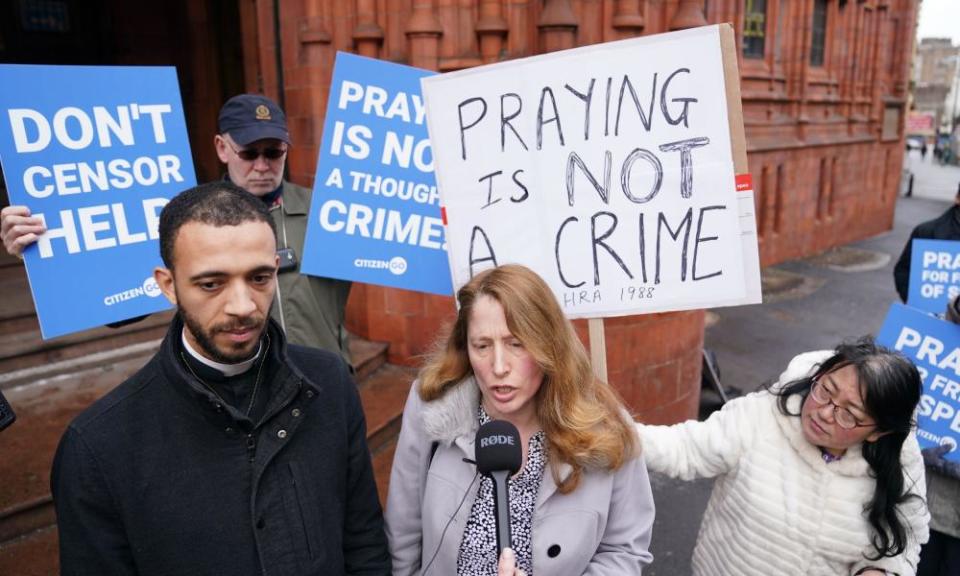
[255,105,272,120]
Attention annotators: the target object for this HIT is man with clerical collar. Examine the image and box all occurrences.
[51,182,390,576]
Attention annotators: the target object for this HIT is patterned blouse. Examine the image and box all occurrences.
[456,407,547,575]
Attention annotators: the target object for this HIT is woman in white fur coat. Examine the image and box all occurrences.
[385,264,655,576]
[639,338,930,576]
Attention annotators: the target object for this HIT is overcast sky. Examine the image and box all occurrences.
[917,0,959,44]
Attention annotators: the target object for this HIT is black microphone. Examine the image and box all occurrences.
[474,419,522,556]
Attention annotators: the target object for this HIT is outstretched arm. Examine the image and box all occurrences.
[637,391,759,480]
[639,350,830,480]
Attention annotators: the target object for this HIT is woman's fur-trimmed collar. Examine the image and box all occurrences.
[773,392,870,476]
[419,376,482,443]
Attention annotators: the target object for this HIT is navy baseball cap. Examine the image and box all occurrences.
[218,94,291,146]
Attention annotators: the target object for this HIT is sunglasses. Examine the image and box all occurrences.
[224,139,287,161]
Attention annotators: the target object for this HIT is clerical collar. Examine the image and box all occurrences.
[181,330,261,377]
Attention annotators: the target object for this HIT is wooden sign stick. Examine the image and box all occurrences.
[589,318,608,383]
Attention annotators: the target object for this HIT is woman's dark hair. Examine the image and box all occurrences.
[773,337,922,560]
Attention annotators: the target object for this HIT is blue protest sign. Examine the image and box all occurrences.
[877,302,960,461]
[908,239,960,314]
[0,65,195,339]
[301,52,452,296]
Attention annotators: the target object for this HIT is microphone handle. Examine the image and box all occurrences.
[490,470,512,556]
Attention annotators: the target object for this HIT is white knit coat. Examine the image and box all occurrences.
[639,351,930,576]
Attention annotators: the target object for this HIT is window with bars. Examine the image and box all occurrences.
[743,0,767,59]
[810,0,828,67]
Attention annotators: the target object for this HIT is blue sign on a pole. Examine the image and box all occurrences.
[301,52,452,296]
[908,238,960,314]
[0,65,196,339]
[877,302,960,461]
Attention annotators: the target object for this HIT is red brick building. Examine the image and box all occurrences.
[227,0,918,421]
[0,1,919,569]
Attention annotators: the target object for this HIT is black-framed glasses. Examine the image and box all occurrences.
[224,139,287,161]
[810,378,875,430]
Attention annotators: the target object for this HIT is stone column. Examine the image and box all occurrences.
[354,0,384,58]
[537,0,578,54]
[612,0,645,38]
[406,0,443,70]
[476,0,508,63]
[669,0,707,31]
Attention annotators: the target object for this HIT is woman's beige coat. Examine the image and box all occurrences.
[385,377,655,575]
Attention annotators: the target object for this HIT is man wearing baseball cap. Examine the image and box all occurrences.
[214,94,352,365]
[1,94,352,365]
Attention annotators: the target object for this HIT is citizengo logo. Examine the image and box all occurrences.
[143,276,162,297]
[389,257,407,275]
[104,276,163,306]
[354,256,408,276]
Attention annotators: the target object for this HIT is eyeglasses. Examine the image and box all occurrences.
[224,139,287,161]
[809,378,875,430]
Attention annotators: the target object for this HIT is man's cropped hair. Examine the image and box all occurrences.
[158,181,276,268]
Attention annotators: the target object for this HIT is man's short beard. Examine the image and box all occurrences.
[179,306,266,364]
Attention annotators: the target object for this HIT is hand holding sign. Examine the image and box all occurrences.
[922,444,960,479]
[0,204,45,257]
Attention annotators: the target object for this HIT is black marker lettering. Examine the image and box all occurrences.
[659,137,710,199]
[692,205,725,281]
[637,212,648,283]
[655,208,693,284]
[555,217,585,288]
[478,170,503,209]
[566,150,612,207]
[621,148,663,204]
[469,226,498,276]
[536,87,565,150]
[510,169,529,203]
[458,97,487,161]
[591,211,633,286]
[660,68,698,128]
[564,79,596,141]
[604,77,613,137]
[500,93,528,153]
[616,73,657,135]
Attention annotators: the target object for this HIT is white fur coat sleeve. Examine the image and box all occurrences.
[636,350,828,480]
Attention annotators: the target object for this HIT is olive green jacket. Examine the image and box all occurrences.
[270,181,352,366]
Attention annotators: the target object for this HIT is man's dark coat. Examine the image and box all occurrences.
[52,316,390,576]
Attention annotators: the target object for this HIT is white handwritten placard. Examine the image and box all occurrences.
[422,25,756,318]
